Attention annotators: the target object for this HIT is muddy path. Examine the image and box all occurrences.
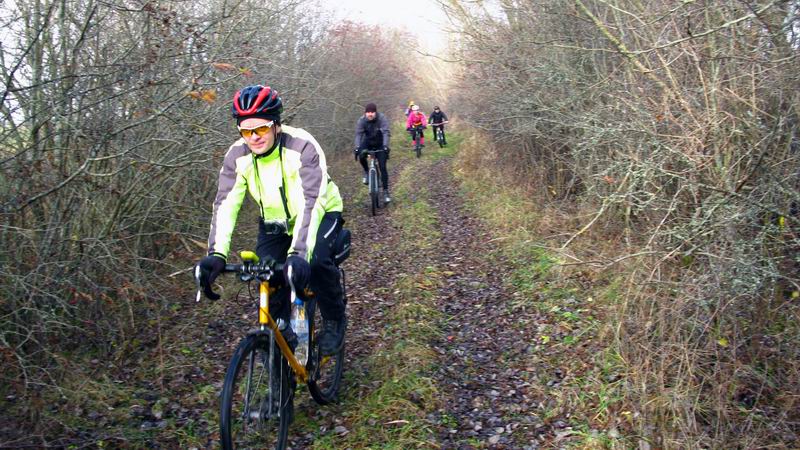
[316,146,556,449]
[403,157,553,449]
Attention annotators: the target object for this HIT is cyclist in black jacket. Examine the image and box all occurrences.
[428,106,449,146]
[354,103,392,203]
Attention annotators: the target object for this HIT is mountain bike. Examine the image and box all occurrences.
[410,125,425,158]
[431,122,448,148]
[363,148,385,216]
[195,241,350,449]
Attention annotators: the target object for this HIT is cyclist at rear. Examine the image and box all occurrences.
[404,100,415,117]
[428,106,449,146]
[406,105,427,147]
[196,83,347,356]
[354,102,391,203]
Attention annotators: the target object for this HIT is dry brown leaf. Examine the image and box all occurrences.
[211,62,236,71]
[201,90,217,103]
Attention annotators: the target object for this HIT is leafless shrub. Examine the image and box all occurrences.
[0,0,415,430]
[445,0,799,446]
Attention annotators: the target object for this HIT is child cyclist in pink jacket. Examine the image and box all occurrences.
[406,105,428,146]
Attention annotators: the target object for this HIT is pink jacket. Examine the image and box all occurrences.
[406,111,427,129]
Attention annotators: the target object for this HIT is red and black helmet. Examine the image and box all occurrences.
[231,85,283,124]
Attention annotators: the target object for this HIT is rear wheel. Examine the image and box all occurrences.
[306,272,347,405]
[220,334,292,450]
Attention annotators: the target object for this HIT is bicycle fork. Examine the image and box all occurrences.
[368,158,379,194]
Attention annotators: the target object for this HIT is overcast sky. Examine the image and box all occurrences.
[320,0,452,53]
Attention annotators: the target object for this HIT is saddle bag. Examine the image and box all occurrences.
[333,228,351,266]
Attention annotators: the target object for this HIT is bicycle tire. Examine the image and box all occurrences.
[220,334,292,450]
[306,271,347,405]
[437,129,445,148]
[376,165,383,209]
[369,167,379,216]
[416,143,421,158]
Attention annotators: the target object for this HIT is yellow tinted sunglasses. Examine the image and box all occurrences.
[237,121,275,138]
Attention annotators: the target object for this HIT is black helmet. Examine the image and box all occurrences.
[232,85,283,124]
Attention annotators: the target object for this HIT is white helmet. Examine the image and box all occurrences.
[411,105,419,111]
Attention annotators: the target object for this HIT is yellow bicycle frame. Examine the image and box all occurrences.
[258,280,308,382]
[241,250,309,382]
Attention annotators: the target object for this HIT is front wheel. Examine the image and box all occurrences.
[220,334,292,450]
[416,143,421,158]
[369,168,379,216]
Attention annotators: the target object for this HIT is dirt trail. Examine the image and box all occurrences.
[412,157,551,449]
[331,150,554,448]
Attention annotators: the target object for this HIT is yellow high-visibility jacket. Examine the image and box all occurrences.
[207,125,344,261]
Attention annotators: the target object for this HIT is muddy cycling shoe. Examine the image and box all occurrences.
[361,174,368,185]
[383,190,391,203]
[319,317,346,356]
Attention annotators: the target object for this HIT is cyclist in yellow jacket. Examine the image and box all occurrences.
[197,84,346,355]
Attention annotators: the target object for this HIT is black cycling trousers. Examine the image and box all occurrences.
[358,149,389,190]
[255,212,345,322]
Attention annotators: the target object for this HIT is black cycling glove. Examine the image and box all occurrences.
[284,254,310,291]
[197,254,225,300]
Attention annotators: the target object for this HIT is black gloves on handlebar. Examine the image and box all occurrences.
[284,254,311,291]
[197,254,225,300]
